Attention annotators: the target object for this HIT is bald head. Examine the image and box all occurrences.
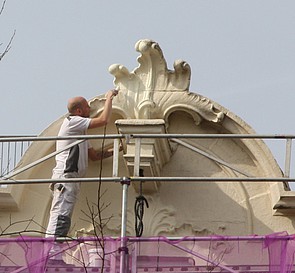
[67,96,90,117]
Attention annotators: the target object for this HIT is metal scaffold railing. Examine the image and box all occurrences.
[1,133,295,184]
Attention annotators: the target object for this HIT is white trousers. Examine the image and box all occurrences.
[46,172,80,238]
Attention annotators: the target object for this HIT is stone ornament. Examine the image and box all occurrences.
[107,39,224,124]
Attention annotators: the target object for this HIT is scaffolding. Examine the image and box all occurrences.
[1,134,295,272]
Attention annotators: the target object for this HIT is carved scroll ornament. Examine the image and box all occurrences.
[108,39,224,124]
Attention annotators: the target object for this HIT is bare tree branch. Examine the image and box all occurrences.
[0,0,6,16]
[0,29,16,62]
[0,0,16,62]
[0,216,47,237]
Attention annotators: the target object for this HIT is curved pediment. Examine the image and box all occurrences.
[2,39,293,239]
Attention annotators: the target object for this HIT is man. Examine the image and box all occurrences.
[45,89,118,264]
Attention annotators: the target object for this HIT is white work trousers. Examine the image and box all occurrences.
[46,172,80,238]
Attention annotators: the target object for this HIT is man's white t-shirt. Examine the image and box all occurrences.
[53,115,91,178]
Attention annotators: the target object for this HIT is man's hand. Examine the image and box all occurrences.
[105,88,119,100]
[101,149,114,159]
[88,145,123,161]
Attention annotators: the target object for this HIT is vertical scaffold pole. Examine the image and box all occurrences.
[284,138,292,178]
[134,138,141,178]
[113,138,120,177]
[119,176,130,273]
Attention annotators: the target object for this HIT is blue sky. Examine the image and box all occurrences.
[1,0,295,182]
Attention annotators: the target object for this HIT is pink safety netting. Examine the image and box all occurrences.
[0,233,294,272]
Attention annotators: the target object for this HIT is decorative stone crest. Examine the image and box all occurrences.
[108,39,224,124]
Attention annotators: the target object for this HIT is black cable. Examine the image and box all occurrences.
[134,169,149,237]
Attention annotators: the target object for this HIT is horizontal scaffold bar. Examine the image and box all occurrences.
[1,133,295,142]
[1,176,295,185]
[0,234,294,243]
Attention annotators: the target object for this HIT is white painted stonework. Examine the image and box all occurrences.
[1,39,294,238]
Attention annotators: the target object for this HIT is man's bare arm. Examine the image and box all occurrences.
[88,89,118,129]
